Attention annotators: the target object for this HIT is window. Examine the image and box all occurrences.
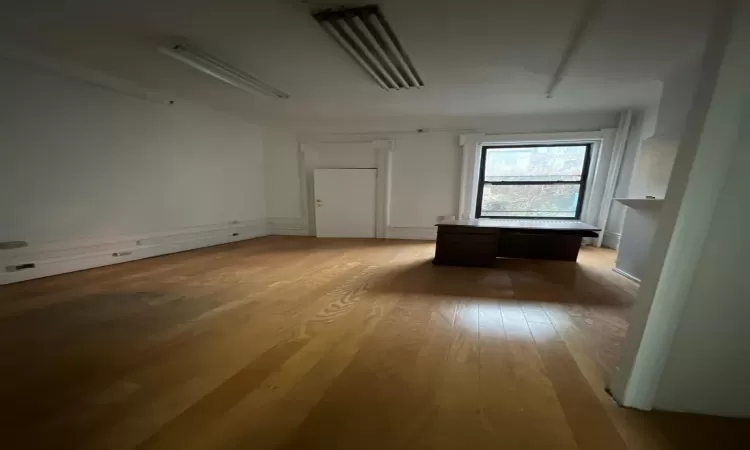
[475,144,592,219]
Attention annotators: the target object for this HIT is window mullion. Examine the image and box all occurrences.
[483,181,583,186]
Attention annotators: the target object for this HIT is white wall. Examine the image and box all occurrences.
[601,103,660,249]
[640,103,660,140]
[388,132,461,228]
[609,0,750,416]
[602,61,700,250]
[263,112,620,233]
[628,59,703,199]
[654,124,750,416]
[601,109,644,248]
[651,1,750,415]
[264,126,303,220]
[0,57,266,282]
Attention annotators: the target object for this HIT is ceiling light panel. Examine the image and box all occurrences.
[159,44,290,99]
[313,5,424,90]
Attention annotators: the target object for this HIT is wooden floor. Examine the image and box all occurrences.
[1,236,748,450]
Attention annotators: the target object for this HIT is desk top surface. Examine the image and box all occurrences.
[437,218,601,232]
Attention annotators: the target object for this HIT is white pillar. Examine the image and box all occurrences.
[609,0,750,411]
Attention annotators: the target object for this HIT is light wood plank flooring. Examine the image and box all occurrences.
[1,236,747,449]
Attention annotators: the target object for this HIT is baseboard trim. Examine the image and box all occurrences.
[386,226,437,241]
[613,267,641,283]
[268,218,310,236]
[0,219,269,285]
[601,231,622,250]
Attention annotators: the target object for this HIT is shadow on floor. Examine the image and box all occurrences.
[367,259,631,308]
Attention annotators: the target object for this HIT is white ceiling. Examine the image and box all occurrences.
[1,0,714,121]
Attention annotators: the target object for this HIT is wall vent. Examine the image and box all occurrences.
[313,4,424,90]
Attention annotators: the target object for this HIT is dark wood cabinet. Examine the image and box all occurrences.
[433,219,600,267]
[434,227,499,266]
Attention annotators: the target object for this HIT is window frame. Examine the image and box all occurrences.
[474,143,593,220]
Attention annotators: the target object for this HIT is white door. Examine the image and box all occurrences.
[314,168,377,238]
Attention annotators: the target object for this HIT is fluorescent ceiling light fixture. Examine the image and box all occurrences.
[313,5,424,90]
[159,44,289,99]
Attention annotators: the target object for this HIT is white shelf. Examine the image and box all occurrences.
[614,198,665,209]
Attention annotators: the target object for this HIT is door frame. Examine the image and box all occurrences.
[313,168,378,238]
[299,140,394,238]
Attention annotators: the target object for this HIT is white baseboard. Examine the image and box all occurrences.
[0,219,269,285]
[602,231,622,250]
[268,218,310,236]
[613,267,641,283]
[386,226,437,240]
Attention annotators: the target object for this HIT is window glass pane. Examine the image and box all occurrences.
[480,184,581,218]
[484,146,587,182]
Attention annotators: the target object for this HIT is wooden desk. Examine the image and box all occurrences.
[433,219,600,266]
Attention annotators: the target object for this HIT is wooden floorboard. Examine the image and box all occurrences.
[0,236,747,450]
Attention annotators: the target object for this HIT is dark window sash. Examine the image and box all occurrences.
[482,180,583,186]
[475,143,593,220]
[477,214,579,220]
